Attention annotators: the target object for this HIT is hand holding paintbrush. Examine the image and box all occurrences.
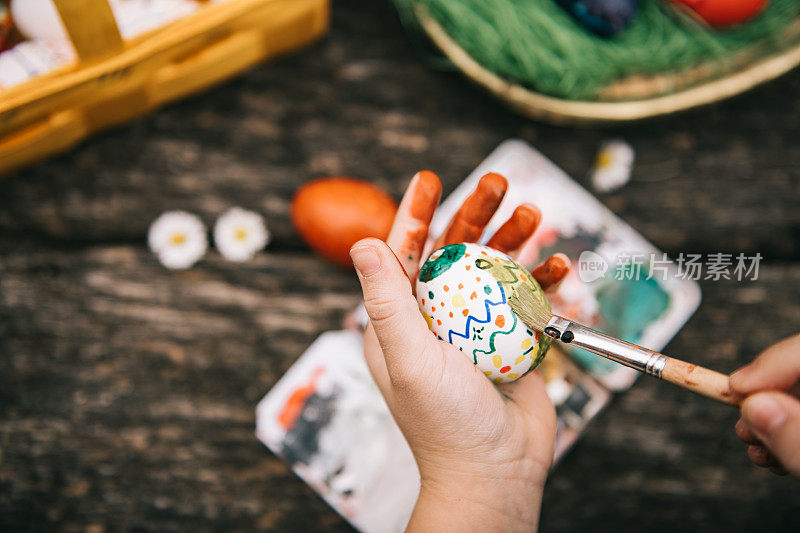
[508,285,742,406]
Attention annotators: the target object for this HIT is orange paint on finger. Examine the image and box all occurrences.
[394,171,441,275]
[439,173,508,246]
[409,170,442,223]
[487,204,542,254]
[398,226,428,262]
[532,254,570,291]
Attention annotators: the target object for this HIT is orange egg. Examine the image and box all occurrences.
[291,177,398,267]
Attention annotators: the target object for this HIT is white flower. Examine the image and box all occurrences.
[148,211,207,269]
[213,207,270,262]
[591,139,635,193]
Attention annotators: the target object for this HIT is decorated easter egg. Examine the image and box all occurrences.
[292,177,398,268]
[416,243,552,384]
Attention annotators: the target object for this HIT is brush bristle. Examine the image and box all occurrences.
[508,287,554,332]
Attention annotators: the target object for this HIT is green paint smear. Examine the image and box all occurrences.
[570,273,670,374]
[419,243,466,282]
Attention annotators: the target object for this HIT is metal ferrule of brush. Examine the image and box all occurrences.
[543,316,668,378]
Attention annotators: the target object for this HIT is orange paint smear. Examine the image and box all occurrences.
[277,367,324,430]
[399,226,429,264]
[487,204,541,253]
[440,173,507,245]
[532,254,570,291]
[409,170,442,223]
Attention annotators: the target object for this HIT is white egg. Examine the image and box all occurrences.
[416,242,552,384]
[10,0,200,42]
[10,0,68,41]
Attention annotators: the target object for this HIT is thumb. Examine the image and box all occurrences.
[350,238,437,390]
[741,391,800,477]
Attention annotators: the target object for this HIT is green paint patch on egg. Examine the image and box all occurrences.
[416,242,552,384]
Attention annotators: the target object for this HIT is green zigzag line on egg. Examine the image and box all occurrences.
[472,306,524,365]
[477,257,553,370]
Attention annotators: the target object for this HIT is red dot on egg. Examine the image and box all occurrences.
[465,265,471,271]
[443,285,449,292]
[432,306,436,312]
[458,283,464,289]
[462,309,469,317]
[500,366,511,374]
[495,315,505,327]
[449,312,453,318]
[437,319,442,326]
[470,292,477,300]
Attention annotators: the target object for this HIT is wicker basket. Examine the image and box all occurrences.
[415,5,800,124]
[0,0,329,177]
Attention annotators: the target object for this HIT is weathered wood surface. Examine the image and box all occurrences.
[1,0,799,531]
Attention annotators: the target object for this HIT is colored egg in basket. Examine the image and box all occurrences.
[416,242,552,384]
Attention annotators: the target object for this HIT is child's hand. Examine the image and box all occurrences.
[350,171,569,532]
[731,334,800,477]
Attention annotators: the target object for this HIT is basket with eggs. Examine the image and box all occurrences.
[0,0,329,177]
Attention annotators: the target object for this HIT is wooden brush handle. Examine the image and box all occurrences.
[661,357,741,406]
[539,317,742,406]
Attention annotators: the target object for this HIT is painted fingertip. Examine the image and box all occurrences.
[409,170,442,222]
[478,172,509,196]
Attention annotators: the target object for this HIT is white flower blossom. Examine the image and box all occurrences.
[213,207,270,262]
[591,139,634,193]
[148,211,207,269]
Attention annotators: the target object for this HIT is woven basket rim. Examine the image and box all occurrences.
[415,5,800,124]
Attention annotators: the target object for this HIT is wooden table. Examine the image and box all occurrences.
[1,1,798,530]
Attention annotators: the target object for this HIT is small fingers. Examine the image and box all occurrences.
[730,333,800,395]
[486,204,542,256]
[434,172,508,249]
[532,253,571,293]
[386,170,442,282]
[740,391,800,477]
[734,418,760,445]
[747,444,778,468]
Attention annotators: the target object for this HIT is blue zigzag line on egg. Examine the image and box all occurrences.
[447,282,506,345]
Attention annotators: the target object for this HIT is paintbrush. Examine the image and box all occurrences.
[508,287,741,406]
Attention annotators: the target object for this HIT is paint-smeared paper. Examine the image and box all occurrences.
[256,331,419,533]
